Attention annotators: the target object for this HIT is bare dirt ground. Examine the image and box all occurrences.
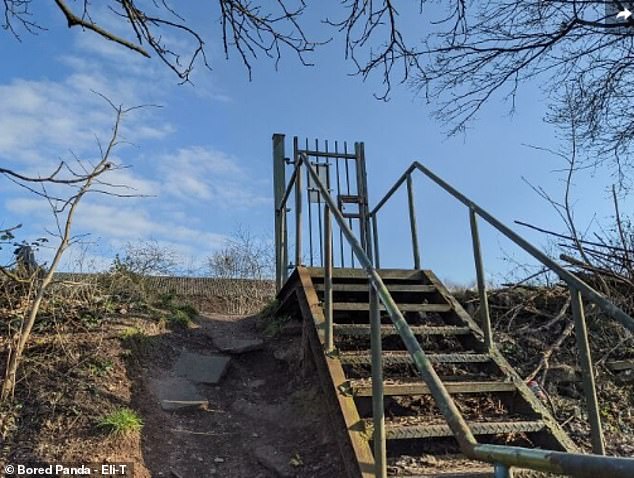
[132,312,345,477]
[1,298,346,478]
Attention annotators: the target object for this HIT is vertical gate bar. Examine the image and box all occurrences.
[293,136,302,267]
[369,285,387,478]
[406,173,421,269]
[324,204,334,352]
[372,213,380,268]
[335,140,345,268]
[272,133,286,292]
[344,141,355,267]
[570,287,606,455]
[469,208,493,350]
[317,140,324,266]
[306,139,314,266]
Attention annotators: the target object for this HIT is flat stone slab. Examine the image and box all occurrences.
[173,351,231,385]
[215,337,264,354]
[151,376,208,411]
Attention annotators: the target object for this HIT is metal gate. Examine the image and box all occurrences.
[273,134,372,291]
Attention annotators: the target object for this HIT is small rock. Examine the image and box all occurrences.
[254,445,294,478]
[214,457,225,463]
[119,308,128,315]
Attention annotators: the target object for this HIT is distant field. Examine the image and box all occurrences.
[55,273,276,314]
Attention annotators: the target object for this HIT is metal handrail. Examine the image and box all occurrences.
[371,161,634,334]
[298,155,634,477]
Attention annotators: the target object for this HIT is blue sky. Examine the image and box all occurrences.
[0,3,622,283]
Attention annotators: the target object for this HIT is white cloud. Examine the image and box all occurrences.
[157,146,268,206]
[5,195,227,260]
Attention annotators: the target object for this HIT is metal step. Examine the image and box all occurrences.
[340,352,491,366]
[334,324,472,337]
[393,471,492,478]
[369,419,546,440]
[315,283,437,293]
[393,472,492,478]
[349,379,517,397]
[333,302,452,313]
[389,454,494,478]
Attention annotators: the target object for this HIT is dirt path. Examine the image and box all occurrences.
[132,312,345,477]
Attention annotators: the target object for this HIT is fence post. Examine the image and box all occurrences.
[372,214,380,268]
[469,208,492,349]
[406,173,421,269]
[273,134,286,292]
[324,205,334,352]
[570,287,605,455]
[370,285,387,478]
[294,137,302,267]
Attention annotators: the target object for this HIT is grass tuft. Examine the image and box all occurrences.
[98,408,143,436]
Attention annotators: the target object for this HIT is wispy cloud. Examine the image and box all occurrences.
[157,146,268,206]
[0,22,263,273]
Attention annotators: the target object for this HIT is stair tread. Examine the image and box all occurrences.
[389,453,494,478]
[340,351,491,365]
[334,324,472,337]
[315,283,437,293]
[348,379,516,396]
[365,417,545,439]
[334,302,452,312]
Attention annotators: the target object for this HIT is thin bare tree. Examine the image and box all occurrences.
[0,96,142,400]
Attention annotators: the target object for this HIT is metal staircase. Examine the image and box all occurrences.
[271,134,634,478]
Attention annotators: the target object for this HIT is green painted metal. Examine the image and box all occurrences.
[301,154,478,453]
[406,173,421,269]
[273,133,286,292]
[369,286,387,478]
[469,208,492,349]
[293,136,303,267]
[570,287,605,455]
[494,463,513,478]
[275,138,634,477]
[372,214,380,268]
[411,161,634,334]
[473,443,634,478]
[324,204,334,352]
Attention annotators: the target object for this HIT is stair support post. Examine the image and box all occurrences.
[370,285,387,478]
[371,213,380,268]
[294,136,303,267]
[494,463,514,478]
[273,133,286,292]
[303,157,478,454]
[469,208,493,350]
[570,287,605,455]
[324,204,334,352]
[406,173,421,269]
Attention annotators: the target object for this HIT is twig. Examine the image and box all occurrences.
[525,319,575,383]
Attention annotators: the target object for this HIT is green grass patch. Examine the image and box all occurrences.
[166,309,193,328]
[119,327,153,355]
[98,408,143,436]
[259,298,279,318]
[86,357,114,377]
[263,314,290,338]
